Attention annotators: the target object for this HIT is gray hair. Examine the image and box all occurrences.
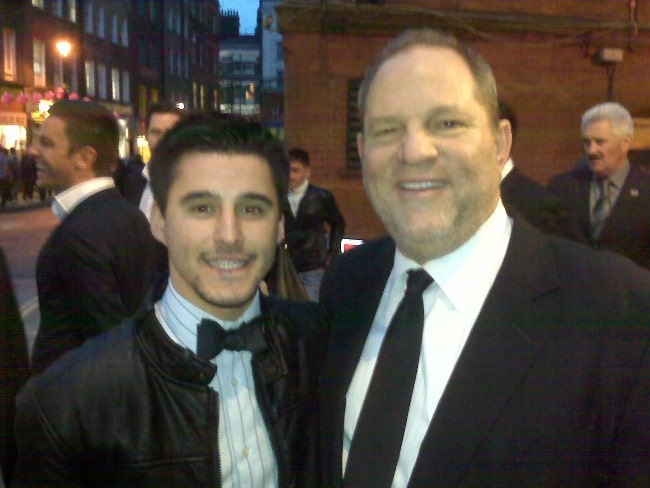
[581,102,633,139]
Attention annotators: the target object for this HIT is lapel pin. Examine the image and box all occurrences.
[630,188,640,197]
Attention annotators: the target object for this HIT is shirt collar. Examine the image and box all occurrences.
[52,177,115,220]
[392,200,512,312]
[157,279,262,354]
[599,160,630,189]
[500,157,514,180]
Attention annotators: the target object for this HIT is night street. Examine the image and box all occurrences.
[0,205,57,355]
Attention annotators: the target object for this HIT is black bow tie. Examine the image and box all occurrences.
[196,317,267,361]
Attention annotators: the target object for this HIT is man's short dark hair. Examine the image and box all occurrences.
[146,101,185,128]
[288,147,310,167]
[48,100,119,176]
[149,113,289,215]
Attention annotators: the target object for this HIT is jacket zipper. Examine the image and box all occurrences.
[211,389,221,487]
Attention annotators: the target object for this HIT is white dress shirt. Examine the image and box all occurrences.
[156,281,278,488]
[51,177,115,220]
[343,201,513,487]
[287,178,308,217]
[138,165,154,222]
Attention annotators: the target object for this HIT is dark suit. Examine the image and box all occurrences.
[0,246,29,484]
[319,216,650,487]
[31,188,158,373]
[547,161,650,269]
[501,167,569,237]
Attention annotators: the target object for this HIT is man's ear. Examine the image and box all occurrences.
[74,146,97,172]
[150,202,167,245]
[496,119,513,169]
[277,214,285,245]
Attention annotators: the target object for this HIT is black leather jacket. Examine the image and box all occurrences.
[284,184,346,272]
[13,291,328,487]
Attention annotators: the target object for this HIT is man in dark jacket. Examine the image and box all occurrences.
[284,147,345,301]
[13,114,328,487]
[30,101,158,373]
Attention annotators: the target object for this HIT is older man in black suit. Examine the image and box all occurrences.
[319,28,650,487]
[547,102,650,270]
[30,100,158,373]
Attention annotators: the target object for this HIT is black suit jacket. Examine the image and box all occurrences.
[500,167,570,237]
[31,188,159,373]
[319,216,650,487]
[547,162,650,269]
[0,246,29,484]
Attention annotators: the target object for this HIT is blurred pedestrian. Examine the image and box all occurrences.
[19,147,37,202]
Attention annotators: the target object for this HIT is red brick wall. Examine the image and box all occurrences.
[282,1,650,239]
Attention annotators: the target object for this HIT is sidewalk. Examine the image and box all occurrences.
[1,195,53,213]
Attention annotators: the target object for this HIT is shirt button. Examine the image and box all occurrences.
[242,447,249,457]
[231,377,238,387]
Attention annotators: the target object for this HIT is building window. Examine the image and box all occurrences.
[97,63,106,99]
[111,68,120,101]
[84,1,93,34]
[346,78,362,170]
[3,29,16,81]
[121,18,128,47]
[33,39,46,87]
[69,0,77,22]
[122,70,130,102]
[53,56,63,86]
[111,14,118,44]
[85,60,95,96]
[32,0,44,8]
[97,7,105,38]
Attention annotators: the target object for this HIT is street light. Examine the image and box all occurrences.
[55,40,72,58]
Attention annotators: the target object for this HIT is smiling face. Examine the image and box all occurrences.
[582,119,631,179]
[358,45,510,263]
[151,152,283,320]
[34,115,78,191]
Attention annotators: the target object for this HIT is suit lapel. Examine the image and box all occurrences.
[320,238,395,484]
[409,218,561,487]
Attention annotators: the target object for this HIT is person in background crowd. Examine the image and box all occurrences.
[13,114,328,487]
[29,100,158,373]
[120,102,185,220]
[0,245,29,486]
[547,101,650,270]
[319,28,650,487]
[283,147,345,301]
[0,148,10,210]
[498,100,569,236]
[19,147,38,202]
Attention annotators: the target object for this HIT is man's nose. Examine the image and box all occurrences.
[401,126,438,165]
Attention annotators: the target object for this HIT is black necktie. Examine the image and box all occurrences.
[344,269,433,488]
[196,317,267,360]
[591,178,611,239]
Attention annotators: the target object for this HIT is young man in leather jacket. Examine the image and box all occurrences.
[13,114,328,487]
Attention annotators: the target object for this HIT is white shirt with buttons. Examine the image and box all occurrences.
[157,281,278,487]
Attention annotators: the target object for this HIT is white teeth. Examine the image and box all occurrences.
[400,181,443,190]
[207,259,245,270]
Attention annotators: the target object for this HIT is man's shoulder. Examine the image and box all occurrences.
[20,321,138,404]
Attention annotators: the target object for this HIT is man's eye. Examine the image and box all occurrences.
[242,206,263,216]
[191,204,213,214]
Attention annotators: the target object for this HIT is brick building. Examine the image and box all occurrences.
[277,0,650,239]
